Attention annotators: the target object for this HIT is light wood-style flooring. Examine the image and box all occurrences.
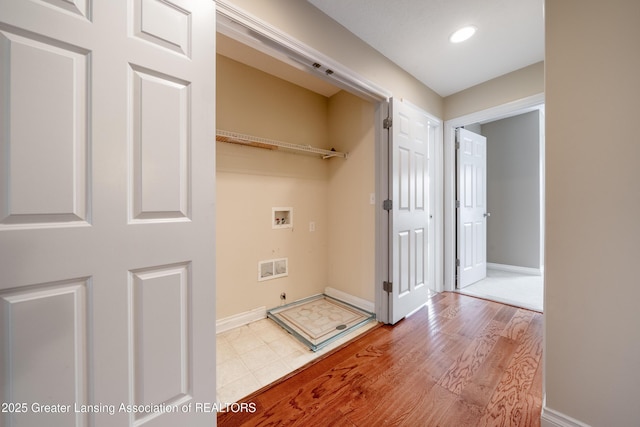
[217,292,543,426]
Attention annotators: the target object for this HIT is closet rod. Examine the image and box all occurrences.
[216,129,348,160]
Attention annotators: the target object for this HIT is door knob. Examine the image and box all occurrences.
[484,212,491,218]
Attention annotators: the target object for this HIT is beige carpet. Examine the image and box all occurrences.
[459,268,543,312]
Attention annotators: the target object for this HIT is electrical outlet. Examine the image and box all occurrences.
[309,221,315,232]
[370,193,375,205]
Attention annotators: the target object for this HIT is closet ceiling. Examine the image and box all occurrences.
[217,33,342,98]
[308,0,544,97]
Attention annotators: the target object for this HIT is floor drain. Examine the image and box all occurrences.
[336,324,347,330]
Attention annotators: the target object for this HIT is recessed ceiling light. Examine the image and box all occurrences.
[449,26,477,43]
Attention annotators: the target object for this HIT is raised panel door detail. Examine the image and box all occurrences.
[0,28,89,229]
[398,112,410,137]
[415,152,425,210]
[129,65,191,223]
[398,147,410,210]
[398,231,410,295]
[415,121,427,144]
[463,163,473,207]
[463,139,473,155]
[476,166,484,208]
[463,222,473,270]
[0,278,89,427]
[33,0,91,19]
[129,262,191,424]
[475,220,486,266]
[414,228,425,287]
[133,0,191,57]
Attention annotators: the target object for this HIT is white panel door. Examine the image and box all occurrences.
[457,128,488,288]
[0,1,216,426]
[389,98,436,324]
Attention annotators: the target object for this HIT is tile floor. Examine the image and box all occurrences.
[216,317,378,404]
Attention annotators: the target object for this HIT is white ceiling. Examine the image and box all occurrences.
[307,0,544,97]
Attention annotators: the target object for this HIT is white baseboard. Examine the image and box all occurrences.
[487,262,541,276]
[324,286,375,313]
[216,306,266,334]
[541,406,591,427]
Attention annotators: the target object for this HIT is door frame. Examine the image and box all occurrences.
[443,93,545,291]
[215,2,443,324]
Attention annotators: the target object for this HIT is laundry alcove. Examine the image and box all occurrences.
[215,33,378,342]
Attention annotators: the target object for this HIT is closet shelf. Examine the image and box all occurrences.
[216,129,348,160]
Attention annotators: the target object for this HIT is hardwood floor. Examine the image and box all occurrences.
[217,292,543,427]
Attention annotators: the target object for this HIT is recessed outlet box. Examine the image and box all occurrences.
[272,207,293,229]
[258,258,288,281]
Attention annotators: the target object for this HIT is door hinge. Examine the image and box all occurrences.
[383,199,393,211]
[455,141,460,150]
[383,117,392,129]
[456,259,460,267]
[456,200,460,208]
[383,281,393,293]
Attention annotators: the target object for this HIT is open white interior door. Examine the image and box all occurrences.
[388,98,435,324]
[0,1,216,426]
[457,128,488,288]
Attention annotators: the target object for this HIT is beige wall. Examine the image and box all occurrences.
[216,55,377,318]
[327,91,376,302]
[443,61,544,120]
[216,55,331,318]
[217,55,329,148]
[224,0,443,119]
[544,1,640,425]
